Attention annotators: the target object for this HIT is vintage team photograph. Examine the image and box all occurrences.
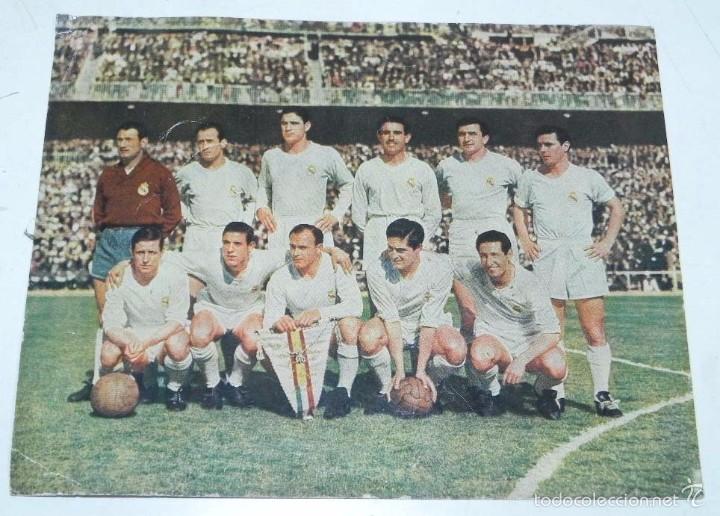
[10,14,701,499]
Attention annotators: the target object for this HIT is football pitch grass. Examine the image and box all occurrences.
[10,294,699,498]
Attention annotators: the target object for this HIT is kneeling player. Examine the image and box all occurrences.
[359,218,466,414]
[181,222,289,410]
[458,230,567,419]
[100,226,192,411]
[263,224,363,418]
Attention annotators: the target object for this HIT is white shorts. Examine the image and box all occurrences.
[533,239,608,300]
[472,323,534,357]
[401,312,454,349]
[362,215,425,270]
[194,301,262,331]
[449,218,519,273]
[267,215,334,250]
[128,324,188,362]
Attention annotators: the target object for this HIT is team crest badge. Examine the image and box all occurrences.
[407,177,417,189]
[423,291,432,303]
[137,182,149,196]
[486,176,496,187]
[160,296,170,307]
[307,164,317,175]
[229,185,239,197]
[328,289,337,302]
[568,191,578,202]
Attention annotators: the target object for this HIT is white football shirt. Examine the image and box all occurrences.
[256,142,353,220]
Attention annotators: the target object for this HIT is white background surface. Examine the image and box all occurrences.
[0,1,718,514]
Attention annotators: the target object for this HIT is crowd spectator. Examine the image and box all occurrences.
[320,34,660,95]
[94,31,308,88]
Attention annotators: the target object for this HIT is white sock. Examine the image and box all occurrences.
[336,342,359,394]
[164,354,192,392]
[228,345,256,387]
[364,347,392,394]
[191,342,221,388]
[586,343,611,394]
[427,354,464,385]
[466,362,501,396]
[92,329,104,385]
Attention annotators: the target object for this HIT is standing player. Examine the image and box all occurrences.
[68,121,182,402]
[256,108,354,249]
[100,226,192,411]
[359,218,466,413]
[263,224,363,419]
[514,126,625,417]
[175,121,257,265]
[436,118,523,337]
[459,231,567,420]
[352,116,441,268]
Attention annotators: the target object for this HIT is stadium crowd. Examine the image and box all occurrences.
[321,35,660,95]
[50,26,659,97]
[31,139,677,290]
[94,31,309,88]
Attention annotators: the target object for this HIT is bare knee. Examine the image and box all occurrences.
[435,326,467,365]
[190,312,216,347]
[583,323,606,346]
[165,331,190,361]
[532,347,567,380]
[100,341,121,369]
[358,319,387,356]
[232,313,263,355]
[338,317,362,345]
[469,337,497,372]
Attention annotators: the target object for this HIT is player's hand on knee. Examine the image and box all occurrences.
[273,315,297,333]
[256,207,277,233]
[314,213,338,232]
[415,370,437,402]
[106,260,130,289]
[295,309,321,328]
[502,359,526,385]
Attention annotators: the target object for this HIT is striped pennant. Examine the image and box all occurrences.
[258,324,333,418]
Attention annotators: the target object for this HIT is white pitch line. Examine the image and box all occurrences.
[565,347,691,377]
[509,392,693,499]
[11,448,81,486]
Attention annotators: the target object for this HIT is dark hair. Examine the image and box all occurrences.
[376,115,410,134]
[455,117,490,137]
[131,225,164,251]
[534,125,571,146]
[475,230,512,254]
[116,121,147,140]
[280,108,311,124]
[195,121,225,141]
[289,224,323,246]
[222,221,254,244]
[386,218,424,249]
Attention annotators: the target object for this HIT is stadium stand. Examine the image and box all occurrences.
[49,21,660,109]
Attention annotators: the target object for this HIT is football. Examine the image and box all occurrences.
[90,373,140,418]
[390,376,435,417]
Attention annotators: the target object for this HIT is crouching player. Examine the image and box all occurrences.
[458,230,567,420]
[100,226,192,411]
[360,218,466,414]
[263,224,363,419]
